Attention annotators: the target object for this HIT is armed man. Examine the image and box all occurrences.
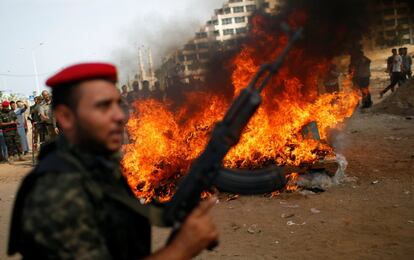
[8,63,218,260]
[29,96,43,151]
[0,101,23,161]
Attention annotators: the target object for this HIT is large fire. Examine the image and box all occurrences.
[122,14,360,202]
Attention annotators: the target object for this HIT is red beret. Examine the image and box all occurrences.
[2,101,10,107]
[46,62,118,88]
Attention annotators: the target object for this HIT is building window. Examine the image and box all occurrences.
[184,44,196,51]
[383,9,394,16]
[384,19,395,27]
[246,4,256,12]
[189,63,200,70]
[211,30,220,36]
[210,41,221,49]
[222,18,232,25]
[236,27,247,34]
[397,8,407,14]
[199,53,209,60]
[397,18,409,25]
[178,55,185,62]
[212,20,219,25]
[235,16,246,23]
[233,6,244,13]
[386,30,396,37]
[224,39,237,47]
[196,32,208,38]
[229,0,243,3]
[224,7,231,14]
[197,42,209,49]
[223,28,234,35]
[402,39,410,44]
[186,54,197,61]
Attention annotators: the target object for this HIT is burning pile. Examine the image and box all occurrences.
[122,3,372,202]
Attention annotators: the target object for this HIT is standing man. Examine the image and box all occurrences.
[12,101,29,155]
[380,48,402,98]
[8,63,218,259]
[398,48,407,83]
[121,84,129,99]
[349,50,373,108]
[0,101,23,161]
[29,96,43,151]
[403,47,412,79]
[126,80,140,105]
[39,90,58,142]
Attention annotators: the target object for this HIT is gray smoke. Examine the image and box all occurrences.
[110,0,224,85]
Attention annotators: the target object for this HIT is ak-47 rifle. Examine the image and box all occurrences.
[163,27,303,247]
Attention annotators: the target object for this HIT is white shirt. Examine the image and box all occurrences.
[392,55,402,72]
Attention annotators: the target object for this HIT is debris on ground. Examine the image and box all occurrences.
[247,224,261,234]
[310,208,321,214]
[226,194,240,202]
[281,213,295,218]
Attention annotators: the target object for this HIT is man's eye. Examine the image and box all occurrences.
[96,101,112,110]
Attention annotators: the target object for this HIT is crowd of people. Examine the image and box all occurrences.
[0,90,57,163]
[380,47,412,98]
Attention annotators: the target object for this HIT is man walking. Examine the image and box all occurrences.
[380,48,402,98]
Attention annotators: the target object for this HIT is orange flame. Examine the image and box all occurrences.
[122,14,360,202]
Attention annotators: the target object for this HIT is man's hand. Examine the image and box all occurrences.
[145,198,219,260]
[170,197,219,258]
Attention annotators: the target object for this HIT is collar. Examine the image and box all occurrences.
[54,135,123,181]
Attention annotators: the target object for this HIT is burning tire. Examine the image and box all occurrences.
[214,167,286,195]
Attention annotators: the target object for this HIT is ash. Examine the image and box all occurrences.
[296,154,357,191]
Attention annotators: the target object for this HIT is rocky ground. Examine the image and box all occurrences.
[1,80,413,259]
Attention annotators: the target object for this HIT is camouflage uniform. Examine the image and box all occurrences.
[8,137,151,259]
[30,103,43,147]
[0,108,21,156]
[39,101,57,142]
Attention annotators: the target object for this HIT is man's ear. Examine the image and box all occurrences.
[54,105,75,131]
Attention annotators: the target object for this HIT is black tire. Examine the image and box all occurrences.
[214,166,286,195]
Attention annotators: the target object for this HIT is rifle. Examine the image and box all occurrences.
[163,27,303,248]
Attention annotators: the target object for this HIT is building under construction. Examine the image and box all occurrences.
[157,0,280,89]
[369,0,414,48]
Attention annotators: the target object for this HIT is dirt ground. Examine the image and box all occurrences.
[1,111,413,259]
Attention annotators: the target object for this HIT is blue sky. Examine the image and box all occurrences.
[0,0,223,96]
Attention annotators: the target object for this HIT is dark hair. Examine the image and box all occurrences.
[10,101,15,105]
[392,48,397,52]
[51,82,81,111]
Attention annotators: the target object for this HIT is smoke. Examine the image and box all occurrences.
[110,0,224,85]
[201,0,376,97]
[279,0,375,56]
